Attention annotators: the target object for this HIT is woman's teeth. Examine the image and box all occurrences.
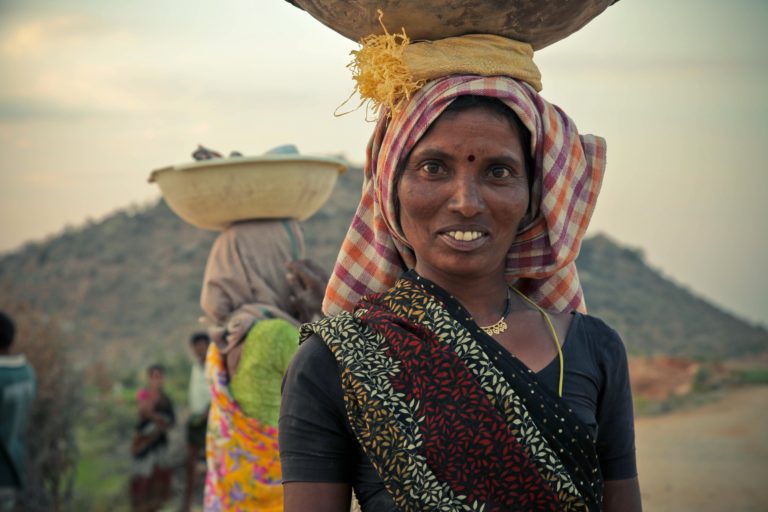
[446,231,483,241]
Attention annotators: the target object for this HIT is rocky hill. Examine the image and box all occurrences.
[577,236,767,358]
[1,163,765,368]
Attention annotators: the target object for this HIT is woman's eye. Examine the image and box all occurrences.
[421,162,444,175]
[489,166,513,178]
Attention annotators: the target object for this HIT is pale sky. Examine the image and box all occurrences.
[1,0,766,326]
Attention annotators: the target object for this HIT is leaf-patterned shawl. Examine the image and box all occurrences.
[303,271,602,512]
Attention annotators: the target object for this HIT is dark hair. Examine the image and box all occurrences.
[189,332,210,345]
[441,95,535,185]
[0,311,15,350]
[147,363,165,376]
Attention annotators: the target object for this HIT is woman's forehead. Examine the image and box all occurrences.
[411,106,525,151]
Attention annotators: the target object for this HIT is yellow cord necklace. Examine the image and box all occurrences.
[481,287,565,398]
[510,287,565,397]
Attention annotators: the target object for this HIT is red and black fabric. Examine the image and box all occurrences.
[302,271,602,511]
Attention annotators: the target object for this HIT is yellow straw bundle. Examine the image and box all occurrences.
[343,10,543,118]
[346,10,426,117]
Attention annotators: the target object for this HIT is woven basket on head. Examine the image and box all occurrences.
[286,0,619,50]
[148,155,347,230]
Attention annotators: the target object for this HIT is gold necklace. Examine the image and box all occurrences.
[479,289,513,336]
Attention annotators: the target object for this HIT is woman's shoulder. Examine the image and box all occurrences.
[288,333,336,371]
[281,332,349,432]
[298,310,371,361]
[569,312,628,361]
[283,332,343,397]
[300,310,359,337]
[573,311,621,337]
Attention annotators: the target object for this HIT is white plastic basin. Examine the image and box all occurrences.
[149,154,347,230]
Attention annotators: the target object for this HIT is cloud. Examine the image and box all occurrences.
[0,14,114,57]
[0,12,145,118]
[537,52,768,80]
[11,171,70,188]
[0,98,115,121]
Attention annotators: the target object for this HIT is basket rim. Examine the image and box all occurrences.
[148,154,348,183]
[286,0,620,51]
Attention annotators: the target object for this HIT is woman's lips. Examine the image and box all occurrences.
[438,230,489,251]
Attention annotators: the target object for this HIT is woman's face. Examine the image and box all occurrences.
[148,368,164,390]
[397,105,530,285]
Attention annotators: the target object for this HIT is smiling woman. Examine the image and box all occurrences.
[397,97,531,288]
[279,74,642,511]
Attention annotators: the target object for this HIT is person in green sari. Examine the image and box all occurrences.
[200,219,327,510]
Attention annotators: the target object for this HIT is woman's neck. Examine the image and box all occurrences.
[412,266,511,326]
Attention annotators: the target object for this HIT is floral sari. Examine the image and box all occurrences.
[204,343,283,512]
[302,271,602,512]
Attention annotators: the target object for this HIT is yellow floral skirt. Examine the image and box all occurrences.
[204,344,283,511]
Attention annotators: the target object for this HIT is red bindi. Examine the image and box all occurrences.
[467,154,475,162]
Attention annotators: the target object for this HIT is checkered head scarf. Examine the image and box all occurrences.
[323,75,606,315]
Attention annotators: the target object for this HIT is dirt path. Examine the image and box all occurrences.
[636,386,768,511]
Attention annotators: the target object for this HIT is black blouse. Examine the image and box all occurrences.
[279,312,637,511]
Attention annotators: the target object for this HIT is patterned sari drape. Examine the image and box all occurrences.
[303,271,602,512]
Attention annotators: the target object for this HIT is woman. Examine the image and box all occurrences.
[130,364,175,512]
[200,219,326,511]
[279,71,642,510]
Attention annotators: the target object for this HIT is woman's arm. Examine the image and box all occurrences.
[286,259,328,323]
[283,482,351,512]
[280,337,359,510]
[604,477,642,512]
[592,320,642,511]
[131,428,164,456]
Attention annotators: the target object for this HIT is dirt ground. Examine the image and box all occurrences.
[636,386,768,512]
[630,356,700,401]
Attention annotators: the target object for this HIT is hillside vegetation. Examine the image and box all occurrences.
[577,236,767,358]
[1,164,765,369]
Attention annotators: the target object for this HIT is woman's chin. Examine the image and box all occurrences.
[417,257,504,285]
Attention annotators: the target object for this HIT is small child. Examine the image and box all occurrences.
[130,364,174,512]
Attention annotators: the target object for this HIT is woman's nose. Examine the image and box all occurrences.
[448,175,485,217]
